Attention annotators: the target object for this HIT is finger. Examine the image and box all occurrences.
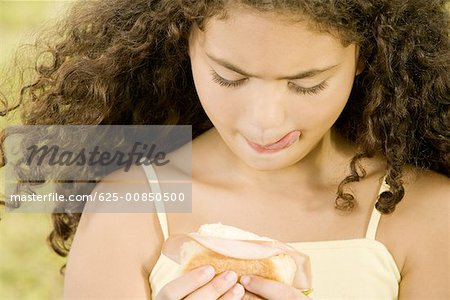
[240,275,309,300]
[184,271,238,300]
[218,283,245,300]
[243,291,264,299]
[155,265,215,300]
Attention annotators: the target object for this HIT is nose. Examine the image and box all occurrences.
[246,81,286,130]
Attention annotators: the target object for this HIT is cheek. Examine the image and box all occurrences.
[299,74,355,128]
[191,63,239,122]
[307,91,348,122]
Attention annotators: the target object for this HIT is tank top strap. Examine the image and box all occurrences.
[141,162,170,241]
[365,174,390,240]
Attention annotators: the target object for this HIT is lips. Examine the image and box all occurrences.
[247,130,301,152]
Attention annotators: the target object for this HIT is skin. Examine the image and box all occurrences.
[160,7,363,299]
[63,6,449,300]
[188,8,364,192]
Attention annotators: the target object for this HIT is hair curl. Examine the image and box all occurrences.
[1,0,449,273]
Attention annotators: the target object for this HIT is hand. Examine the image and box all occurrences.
[155,265,245,300]
[239,275,311,300]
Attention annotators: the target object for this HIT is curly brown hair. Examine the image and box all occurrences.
[1,0,449,273]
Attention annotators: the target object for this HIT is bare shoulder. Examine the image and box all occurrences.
[64,165,166,298]
[384,166,448,215]
[403,166,449,205]
[391,167,449,300]
[393,166,449,241]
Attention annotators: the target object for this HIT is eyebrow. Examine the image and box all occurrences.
[205,52,339,80]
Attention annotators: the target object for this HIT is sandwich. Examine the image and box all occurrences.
[162,223,312,298]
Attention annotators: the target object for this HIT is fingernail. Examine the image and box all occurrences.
[240,275,250,286]
[232,284,244,295]
[225,271,237,282]
[202,265,215,277]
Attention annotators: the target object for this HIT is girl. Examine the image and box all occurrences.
[1,0,448,299]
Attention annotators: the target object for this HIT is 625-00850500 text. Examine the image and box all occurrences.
[91,192,185,202]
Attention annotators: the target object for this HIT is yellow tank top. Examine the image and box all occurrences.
[142,164,401,300]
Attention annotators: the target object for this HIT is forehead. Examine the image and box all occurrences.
[192,7,351,76]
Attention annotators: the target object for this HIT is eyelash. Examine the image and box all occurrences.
[287,81,328,95]
[209,69,328,96]
[210,70,247,88]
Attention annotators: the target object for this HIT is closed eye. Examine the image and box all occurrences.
[209,69,247,88]
[287,81,328,95]
[209,69,328,96]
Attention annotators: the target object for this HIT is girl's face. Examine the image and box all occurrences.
[189,8,363,170]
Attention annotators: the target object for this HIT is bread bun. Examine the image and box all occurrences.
[180,239,297,284]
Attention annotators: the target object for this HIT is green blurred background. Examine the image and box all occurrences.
[1,2,447,300]
[0,1,74,299]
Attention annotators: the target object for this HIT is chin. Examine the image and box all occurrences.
[237,148,307,171]
[251,157,304,171]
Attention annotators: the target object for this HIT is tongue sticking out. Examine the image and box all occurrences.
[263,130,301,150]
